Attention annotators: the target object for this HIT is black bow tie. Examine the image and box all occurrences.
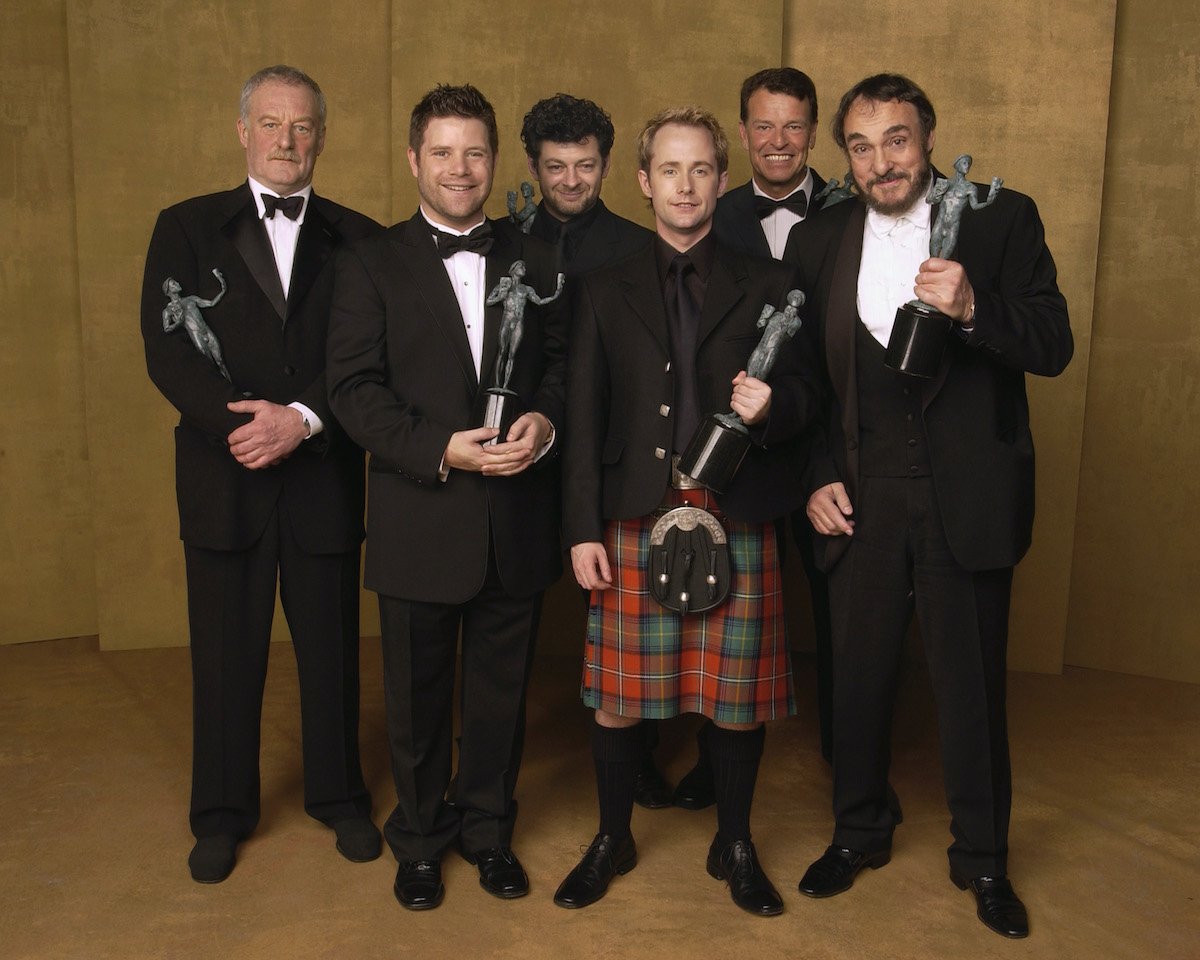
[755,191,807,219]
[432,222,494,258]
[261,194,304,220]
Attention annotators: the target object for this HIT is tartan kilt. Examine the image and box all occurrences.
[581,488,795,724]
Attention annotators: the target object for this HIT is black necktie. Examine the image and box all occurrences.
[754,191,807,219]
[261,194,304,220]
[432,222,494,258]
[667,254,701,450]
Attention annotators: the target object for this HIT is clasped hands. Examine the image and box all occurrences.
[444,411,552,477]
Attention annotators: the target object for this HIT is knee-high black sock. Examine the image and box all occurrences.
[591,719,643,841]
[708,724,766,843]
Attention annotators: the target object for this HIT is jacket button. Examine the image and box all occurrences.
[283,364,296,376]
[847,437,857,450]
[664,361,671,373]
[659,404,671,417]
[908,438,917,447]
[654,447,666,460]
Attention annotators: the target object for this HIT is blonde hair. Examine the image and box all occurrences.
[635,106,729,173]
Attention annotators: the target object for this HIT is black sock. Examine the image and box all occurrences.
[591,718,643,841]
[708,724,766,843]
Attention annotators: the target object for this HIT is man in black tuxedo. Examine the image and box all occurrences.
[327,84,566,911]
[522,93,652,276]
[140,65,380,884]
[786,74,1072,939]
[554,107,821,917]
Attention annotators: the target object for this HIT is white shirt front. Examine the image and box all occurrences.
[857,196,932,346]
[753,169,813,260]
[247,176,321,437]
[421,207,487,378]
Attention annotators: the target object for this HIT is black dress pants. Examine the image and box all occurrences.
[827,476,1013,879]
[184,502,369,840]
[378,545,541,861]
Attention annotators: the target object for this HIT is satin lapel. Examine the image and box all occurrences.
[285,198,336,326]
[397,214,477,393]
[697,252,745,347]
[620,254,670,354]
[223,192,286,320]
[827,202,867,439]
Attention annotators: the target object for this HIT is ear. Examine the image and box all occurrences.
[738,121,750,152]
[237,118,249,149]
[526,155,539,180]
[600,156,611,181]
[716,169,729,198]
[637,168,652,200]
[407,146,420,179]
[316,127,326,158]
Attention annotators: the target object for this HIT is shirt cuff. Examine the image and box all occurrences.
[287,402,323,439]
[533,421,556,463]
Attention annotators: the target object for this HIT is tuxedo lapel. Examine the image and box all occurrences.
[222,188,286,320]
[828,201,867,442]
[397,214,478,393]
[731,186,771,259]
[697,251,746,347]
[285,197,336,325]
[620,254,670,355]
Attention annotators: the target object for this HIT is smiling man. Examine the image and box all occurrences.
[140,64,381,884]
[555,107,821,916]
[327,84,566,912]
[784,74,1072,939]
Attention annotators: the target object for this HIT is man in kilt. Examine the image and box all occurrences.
[555,106,823,916]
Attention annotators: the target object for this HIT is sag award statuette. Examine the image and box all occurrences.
[161,268,231,381]
[482,260,564,443]
[506,181,537,234]
[885,154,1002,377]
[677,289,805,493]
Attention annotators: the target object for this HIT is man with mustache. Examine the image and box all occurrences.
[327,84,566,911]
[784,74,1072,938]
[140,64,381,883]
[555,106,821,916]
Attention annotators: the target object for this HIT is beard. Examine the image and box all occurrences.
[858,158,932,216]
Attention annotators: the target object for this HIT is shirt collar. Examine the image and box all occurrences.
[866,191,931,240]
[654,231,715,283]
[248,177,312,221]
[750,168,813,203]
[420,206,486,237]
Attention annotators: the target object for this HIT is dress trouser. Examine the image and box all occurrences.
[378,542,542,861]
[791,509,835,762]
[827,476,1013,879]
[184,500,369,840]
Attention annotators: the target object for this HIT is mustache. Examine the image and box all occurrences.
[267,151,298,162]
[868,169,908,189]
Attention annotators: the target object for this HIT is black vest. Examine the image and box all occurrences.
[855,319,932,478]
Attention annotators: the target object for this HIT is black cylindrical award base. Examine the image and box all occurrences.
[482,388,519,446]
[885,301,953,378]
[677,416,752,494]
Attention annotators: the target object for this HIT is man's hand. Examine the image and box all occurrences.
[226,400,307,470]
[914,258,975,324]
[571,542,613,591]
[807,482,855,536]
[481,412,551,477]
[730,371,772,425]
[443,426,501,473]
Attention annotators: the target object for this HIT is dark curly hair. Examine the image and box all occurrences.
[831,74,936,150]
[409,83,498,154]
[520,94,616,161]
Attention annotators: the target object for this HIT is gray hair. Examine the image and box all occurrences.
[239,65,326,129]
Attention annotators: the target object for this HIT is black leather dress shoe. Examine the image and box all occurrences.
[332,817,382,863]
[393,859,444,910]
[672,761,716,809]
[951,872,1029,938]
[189,835,238,883]
[706,835,784,916]
[797,845,891,898]
[633,757,674,809]
[463,847,529,899]
[553,833,637,908]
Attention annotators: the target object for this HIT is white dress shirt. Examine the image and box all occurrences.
[857,195,932,346]
[420,207,488,378]
[247,176,322,438]
[753,168,813,260]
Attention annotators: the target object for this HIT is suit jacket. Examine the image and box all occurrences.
[563,240,823,546]
[141,183,381,553]
[712,172,828,260]
[529,198,652,277]
[784,185,1072,573]
[327,213,566,604]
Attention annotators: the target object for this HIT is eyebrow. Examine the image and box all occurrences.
[845,123,912,144]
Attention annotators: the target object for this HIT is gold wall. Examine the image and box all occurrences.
[2,1,1195,684]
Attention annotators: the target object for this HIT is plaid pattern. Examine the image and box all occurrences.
[581,488,795,724]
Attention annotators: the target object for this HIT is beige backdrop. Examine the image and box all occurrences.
[2,1,1195,683]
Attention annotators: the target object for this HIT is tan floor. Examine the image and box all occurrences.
[1,634,1197,960]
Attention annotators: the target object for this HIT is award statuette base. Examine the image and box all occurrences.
[677,415,752,494]
[885,300,953,378]
[482,388,520,447]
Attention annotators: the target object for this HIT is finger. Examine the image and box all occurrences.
[596,550,612,585]
[731,370,747,386]
[463,426,501,444]
[226,400,263,414]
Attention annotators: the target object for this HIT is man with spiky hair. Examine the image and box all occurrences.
[555,106,821,917]
[520,92,651,276]
[328,83,566,912]
[141,64,381,884]
[786,74,1071,939]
